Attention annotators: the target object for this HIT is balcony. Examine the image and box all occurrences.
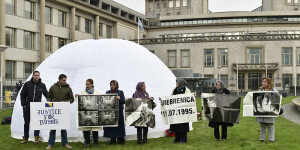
[131,34,300,45]
[232,63,279,71]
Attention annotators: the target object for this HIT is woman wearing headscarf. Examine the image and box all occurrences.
[170,78,191,144]
[132,82,155,144]
[103,80,126,145]
[76,79,101,148]
[210,80,232,141]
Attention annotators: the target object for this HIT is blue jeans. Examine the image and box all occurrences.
[48,130,68,146]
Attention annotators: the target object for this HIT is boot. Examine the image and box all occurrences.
[20,136,28,144]
[35,136,40,144]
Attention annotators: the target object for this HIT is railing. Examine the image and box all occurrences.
[131,34,300,45]
[232,63,279,71]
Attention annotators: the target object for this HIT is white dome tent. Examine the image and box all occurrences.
[11,39,177,142]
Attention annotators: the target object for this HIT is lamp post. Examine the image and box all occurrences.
[217,66,222,81]
[0,45,7,109]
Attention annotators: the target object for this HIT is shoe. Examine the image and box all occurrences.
[64,144,72,148]
[84,144,90,148]
[94,144,98,147]
[109,140,116,144]
[259,140,264,142]
[173,140,179,143]
[118,141,125,145]
[46,145,52,149]
[222,139,226,141]
[20,136,28,144]
[142,139,147,144]
[35,136,40,144]
[214,139,219,141]
[137,140,142,144]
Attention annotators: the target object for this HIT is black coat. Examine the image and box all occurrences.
[209,88,233,128]
[20,78,48,107]
[169,87,190,133]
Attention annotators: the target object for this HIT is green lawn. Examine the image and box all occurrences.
[0,96,299,150]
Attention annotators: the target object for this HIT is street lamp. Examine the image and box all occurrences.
[0,45,8,110]
[217,66,222,81]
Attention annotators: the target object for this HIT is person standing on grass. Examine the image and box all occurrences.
[20,71,48,144]
[46,74,74,149]
[210,80,233,142]
[103,80,126,145]
[257,77,278,143]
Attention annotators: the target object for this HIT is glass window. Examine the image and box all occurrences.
[238,73,245,89]
[106,25,113,38]
[297,48,300,65]
[183,0,188,6]
[205,49,214,67]
[24,0,35,19]
[24,31,35,49]
[297,74,300,86]
[45,35,52,52]
[75,16,79,30]
[5,27,15,47]
[218,49,228,66]
[176,0,180,7]
[85,18,92,33]
[282,48,292,65]
[283,74,293,87]
[58,38,66,48]
[248,48,262,64]
[45,7,52,24]
[99,23,103,37]
[162,0,167,8]
[6,0,15,14]
[58,10,66,27]
[5,60,16,78]
[220,75,228,87]
[181,50,190,68]
[157,2,161,9]
[295,0,299,3]
[168,50,177,68]
[287,0,292,3]
[24,62,35,79]
[169,0,173,8]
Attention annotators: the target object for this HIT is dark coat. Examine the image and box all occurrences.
[209,88,234,128]
[103,89,126,138]
[20,78,48,107]
[169,87,190,133]
[47,82,74,103]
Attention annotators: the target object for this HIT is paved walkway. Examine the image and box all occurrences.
[282,103,300,125]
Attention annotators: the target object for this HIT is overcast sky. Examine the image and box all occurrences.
[113,0,262,14]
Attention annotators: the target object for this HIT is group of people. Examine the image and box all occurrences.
[19,70,279,149]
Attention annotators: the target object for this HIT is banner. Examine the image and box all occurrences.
[160,93,197,125]
[243,91,282,117]
[77,94,119,128]
[125,98,156,128]
[201,93,241,124]
[30,102,70,130]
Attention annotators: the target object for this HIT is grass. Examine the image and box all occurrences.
[0,96,299,150]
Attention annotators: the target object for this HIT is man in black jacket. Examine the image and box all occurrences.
[20,71,48,144]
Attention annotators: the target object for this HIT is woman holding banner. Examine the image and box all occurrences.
[257,77,278,143]
[103,80,126,145]
[210,80,232,141]
[170,78,191,144]
[76,79,101,148]
[132,82,155,144]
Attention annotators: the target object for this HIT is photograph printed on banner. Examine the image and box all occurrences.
[78,95,99,111]
[99,95,118,110]
[125,98,156,128]
[99,110,118,126]
[202,94,219,122]
[78,111,99,126]
[253,92,281,116]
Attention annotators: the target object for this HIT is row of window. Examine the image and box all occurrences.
[166,48,300,68]
[287,0,300,4]
[149,16,300,27]
[149,0,188,10]
[5,60,35,79]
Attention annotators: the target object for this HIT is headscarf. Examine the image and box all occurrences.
[133,82,149,99]
[85,86,95,94]
[176,78,187,92]
[110,80,119,93]
[215,80,224,94]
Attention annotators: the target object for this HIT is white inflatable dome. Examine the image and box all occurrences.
[11,39,177,142]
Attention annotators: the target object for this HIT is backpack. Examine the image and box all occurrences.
[1,116,12,125]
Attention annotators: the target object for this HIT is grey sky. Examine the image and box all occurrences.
[113,0,262,14]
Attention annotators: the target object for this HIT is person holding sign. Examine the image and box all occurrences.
[210,80,232,142]
[20,71,48,144]
[256,77,277,143]
[76,79,101,148]
[170,78,191,144]
[46,74,74,149]
[132,82,155,144]
[103,80,126,145]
